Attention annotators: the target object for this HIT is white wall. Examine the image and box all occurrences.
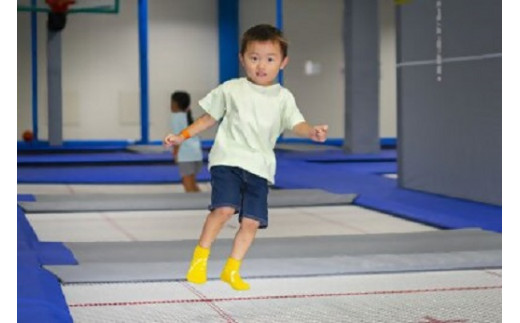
[17,0,397,142]
[148,0,218,140]
[379,0,397,138]
[17,0,218,141]
[17,13,32,139]
[284,0,345,138]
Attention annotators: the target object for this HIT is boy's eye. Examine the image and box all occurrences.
[267,57,274,62]
[250,56,258,61]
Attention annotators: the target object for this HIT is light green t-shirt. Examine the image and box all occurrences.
[199,77,305,184]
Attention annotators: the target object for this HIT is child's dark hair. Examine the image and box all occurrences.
[171,91,194,125]
[240,24,288,58]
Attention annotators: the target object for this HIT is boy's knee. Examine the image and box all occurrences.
[211,207,236,221]
[240,217,260,230]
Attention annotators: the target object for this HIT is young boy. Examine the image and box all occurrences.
[169,91,203,193]
[163,24,328,290]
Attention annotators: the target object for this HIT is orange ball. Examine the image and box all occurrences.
[22,130,34,142]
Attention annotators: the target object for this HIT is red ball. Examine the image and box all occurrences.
[22,130,34,142]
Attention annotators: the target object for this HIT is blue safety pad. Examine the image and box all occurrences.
[276,149,397,162]
[17,164,211,184]
[18,205,76,322]
[18,265,73,323]
[18,206,78,265]
[18,151,209,165]
[18,206,39,247]
[18,194,36,202]
[274,158,501,233]
[36,242,78,265]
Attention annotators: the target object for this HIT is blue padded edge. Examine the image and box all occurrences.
[274,158,501,233]
[18,266,73,323]
[17,137,397,152]
[18,205,76,323]
[18,194,36,202]
[18,151,209,165]
[276,149,397,162]
[17,164,211,184]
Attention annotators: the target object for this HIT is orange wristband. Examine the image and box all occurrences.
[180,129,191,140]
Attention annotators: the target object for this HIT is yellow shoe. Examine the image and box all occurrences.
[186,245,210,284]
[220,258,250,291]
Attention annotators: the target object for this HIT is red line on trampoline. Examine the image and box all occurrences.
[181,282,237,323]
[484,270,502,278]
[68,285,501,308]
[100,214,138,242]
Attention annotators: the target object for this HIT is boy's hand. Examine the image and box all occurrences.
[310,125,328,143]
[163,134,184,147]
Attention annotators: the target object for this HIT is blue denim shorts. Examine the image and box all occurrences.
[209,165,269,229]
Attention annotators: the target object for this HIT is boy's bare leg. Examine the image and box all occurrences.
[221,217,259,290]
[186,207,235,284]
[198,207,235,248]
[230,217,259,260]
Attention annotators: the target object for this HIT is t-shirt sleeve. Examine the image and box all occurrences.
[198,84,227,121]
[281,91,305,131]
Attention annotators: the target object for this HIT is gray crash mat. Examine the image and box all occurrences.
[18,189,356,213]
[45,229,501,283]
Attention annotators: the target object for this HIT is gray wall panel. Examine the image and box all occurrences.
[398,0,501,62]
[397,0,501,206]
[441,0,501,57]
[400,59,501,205]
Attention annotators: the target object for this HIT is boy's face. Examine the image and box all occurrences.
[240,40,288,86]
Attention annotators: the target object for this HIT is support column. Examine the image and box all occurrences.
[47,29,63,146]
[218,0,239,83]
[138,0,149,143]
[343,0,380,153]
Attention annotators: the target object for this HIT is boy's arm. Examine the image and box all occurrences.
[291,121,329,143]
[164,113,217,146]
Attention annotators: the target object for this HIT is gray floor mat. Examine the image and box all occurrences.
[45,229,501,283]
[19,189,356,213]
[45,251,501,284]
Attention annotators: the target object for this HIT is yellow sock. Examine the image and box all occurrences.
[220,258,250,291]
[186,245,210,284]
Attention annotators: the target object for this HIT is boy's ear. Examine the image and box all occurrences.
[280,56,289,70]
[239,53,245,66]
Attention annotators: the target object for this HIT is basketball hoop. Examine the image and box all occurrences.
[45,0,75,31]
[45,0,76,14]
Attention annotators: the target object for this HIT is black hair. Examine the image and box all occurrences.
[171,91,193,125]
[240,24,288,58]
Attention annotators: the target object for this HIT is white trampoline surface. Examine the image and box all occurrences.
[25,205,436,243]
[18,184,501,322]
[64,270,501,323]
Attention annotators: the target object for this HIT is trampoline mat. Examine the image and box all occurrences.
[19,189,356,213]
[45,229,501,283]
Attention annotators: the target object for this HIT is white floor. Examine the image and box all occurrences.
[18,184,501,323]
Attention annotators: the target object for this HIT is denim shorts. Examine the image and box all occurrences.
[209,165,269,229]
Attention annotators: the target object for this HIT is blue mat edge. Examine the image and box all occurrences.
[18,204,76,323]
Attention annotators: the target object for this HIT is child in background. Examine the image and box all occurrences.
[170,91,203,193]
[164,24,328,290]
